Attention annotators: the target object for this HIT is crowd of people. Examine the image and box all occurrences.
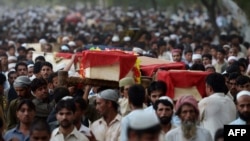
[0,4,249,141]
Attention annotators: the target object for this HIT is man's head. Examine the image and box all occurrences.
[236,75,250,91]
[16,99,36,125]
[192,54,202,64]
[55,99,76,129]
[184,49,193,63]
[95,89,119,116]
[29,120,51,141]
[175,95,199,139]
[119,77,135,98]
[127,110,161,141]
[153,96,174,125]
[228,72,242,97]
[205,73,227,95]
[0,73,6,93]
[73,97,88,123]
[202,54,212,66]
[148,81,167,105]
[30,78,48,100]
[128,84,145,108]
[236,90,250,122]
[7,71,17,86]
[15,62,28,76]
[13,76,31,98]
[171,49,182,62]
[40,62,53,80]
[47,72,59,90]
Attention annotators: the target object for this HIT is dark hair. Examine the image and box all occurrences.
[214,128,224,141]
[206,73,227,93]
[127,124,161,138]
[30,119,51,135]
[16,99,36,112]
[33,61,43,74]
[184,49,193,55]
[128,84,145,107]
[47,72,58,83]
[7,71,16,78]
[53,87,70,103]
[0,73,6,85]
[41,61,53,70]
[226,61,240,74]
[55,99,76,113]
[148,81,167,96]
[153,99,173,110]
[190,63,205,71]
[30,78,47,92]
[74,97,88,111]
[202,54,212,60]
[236,75,250,85]
[194,45,203,52]
[0,52,7,57]
[228,72,241,81]
[35,56,46,62]
[217,48,226,55]
[17,46,26,52]
[15,62,27,72]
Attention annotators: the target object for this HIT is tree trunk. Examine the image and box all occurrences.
[151,0,157,11]
[201,0,220,34]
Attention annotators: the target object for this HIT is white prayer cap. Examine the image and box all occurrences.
[123,36,131,42]
[154,32,160,37]
[21,43,27,48]
[61,45,69,51]
[227,56,238,62]
[39,38,47,44]
[223,44,230,49]
[8,40,16,46]
[192,54,202,60]
[170,34,178,40]
[13,76,31,88]
[236,90,250,100]
[159,96,174,105]
[8,56,17,61]
[68,41,76,47]
[62,36,69,42]
[163,36,170,42]
[27,64,34,68]
[128,110,160,130]
[112,35,120,42]
[8,63,16,70]
[132,47,144,54]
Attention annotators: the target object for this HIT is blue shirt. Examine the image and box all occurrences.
[4,125,29,141]
[230,118,247,125]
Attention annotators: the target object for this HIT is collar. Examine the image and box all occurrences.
[99,114,122,126]
[54,126,79,137]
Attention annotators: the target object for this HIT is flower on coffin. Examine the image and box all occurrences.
[89,46,101,51]
[133,58,141,84]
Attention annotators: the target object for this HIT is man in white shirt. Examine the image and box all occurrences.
[230,90,250,125]
[198,73,237,139]
[91,89,121,141]
[166,95,212,141]
[50,99,89,141]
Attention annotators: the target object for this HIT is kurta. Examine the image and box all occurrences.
[198,93,237,138]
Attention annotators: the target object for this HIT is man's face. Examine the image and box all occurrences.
[0,56,8,65]
[237,82,250,92]
[17,65,28,76]
[156,103,173,125]
[150,90,163,104]
[8,73,17,85]
[95,98,109,116]
[16,104,35,124]
[26,51,33,61]
[237,95,250,122]
[122,85,131,98]
[216,52,225,61]
[172,52,181,62]
[202,57,211,66]
[40,66,52,79]
[185,53,192,62]
[28,67,34,77]
[56,108,74,128]
[34,85,48,100]
[15,87,28,97]
[229,79,238,96]
[179,104,197,123]
[30,130,50,141]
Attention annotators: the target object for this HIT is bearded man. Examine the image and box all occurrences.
[153,96,176,141]
[165,95,212,141]
[230,90,250,125]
